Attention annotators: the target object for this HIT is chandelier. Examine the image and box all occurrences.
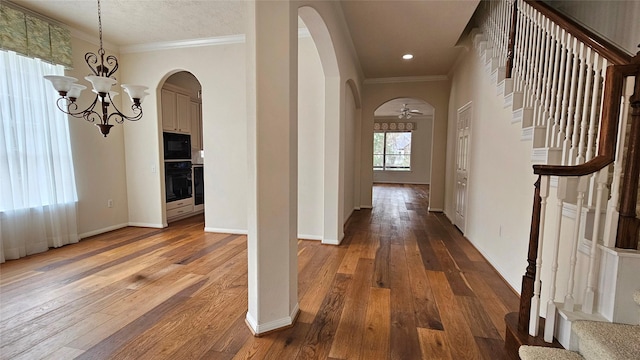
[44,0,148,137]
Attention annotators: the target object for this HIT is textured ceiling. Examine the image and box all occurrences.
[11,0,246,45]
[9,0,479,79]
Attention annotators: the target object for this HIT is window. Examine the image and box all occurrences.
[1,50,80,262]
[373,131,412,171]
[0,50,78,211]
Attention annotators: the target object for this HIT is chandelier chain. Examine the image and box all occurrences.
[97,0,104,55]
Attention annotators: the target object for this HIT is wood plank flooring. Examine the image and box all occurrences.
[0,184,519,359]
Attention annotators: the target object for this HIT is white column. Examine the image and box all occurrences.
[245,0,299,335]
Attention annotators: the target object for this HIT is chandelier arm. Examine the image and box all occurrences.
[84,52,101,77]
[107,109,142,124]
[55,95,100,121]
[107,104,143,124]
[104,55,119,78]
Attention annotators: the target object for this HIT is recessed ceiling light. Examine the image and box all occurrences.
[402,54,414,60]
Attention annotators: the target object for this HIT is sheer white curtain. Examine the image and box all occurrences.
[0,50,79,263]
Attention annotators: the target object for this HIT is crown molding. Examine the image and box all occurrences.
[119,34,246,54]
[120,28,311,54]
[364,75,449,84]
[70,28,118,53]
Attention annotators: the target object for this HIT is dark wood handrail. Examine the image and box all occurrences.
[524,0,634,66]
[533,64,626,176]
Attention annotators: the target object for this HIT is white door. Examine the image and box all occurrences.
[455,103,472,232]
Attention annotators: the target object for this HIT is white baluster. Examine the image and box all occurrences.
[585,54,606,163]
[530,175,550,336]
[513,0,527,93]
[528,10,544,111]
[554,29,570,151]
[547,25,566,149]
[562,36,580,165]
[544,176,567,342]
[530,13,545,113]
[576,48,594,165]
[537,17,554,129]
[586,56,607,208]
[520,3,534,104]
[603,76,635,247]
[569,44,587,165]
[583,168,609,314]
[564,176,589,311]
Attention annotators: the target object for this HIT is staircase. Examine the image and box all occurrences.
[470,0,640,359]
[520,290,640,359]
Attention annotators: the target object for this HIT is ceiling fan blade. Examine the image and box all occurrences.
[410,110,423,114]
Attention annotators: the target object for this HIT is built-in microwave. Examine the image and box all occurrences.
[163,132,191,160]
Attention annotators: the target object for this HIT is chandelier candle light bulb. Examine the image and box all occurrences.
[43,0,148,137]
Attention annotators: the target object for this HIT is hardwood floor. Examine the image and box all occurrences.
[0,184,519,359]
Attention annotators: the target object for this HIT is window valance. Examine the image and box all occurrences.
[0,3,72,68]
[374,122,415,131]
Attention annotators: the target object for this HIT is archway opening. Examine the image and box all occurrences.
[373,98,434,186]
[158,71,204,224]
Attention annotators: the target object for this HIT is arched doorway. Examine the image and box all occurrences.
[159,71,204,224]
[373,98,434,186]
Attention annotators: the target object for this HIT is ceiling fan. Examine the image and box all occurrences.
[398,104,423,119]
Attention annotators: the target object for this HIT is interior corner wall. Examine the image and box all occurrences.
[67,36,129,237]
[361,81,450,211]
[445,41,538,291]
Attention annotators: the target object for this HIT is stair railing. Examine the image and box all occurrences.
[473,0,640,353]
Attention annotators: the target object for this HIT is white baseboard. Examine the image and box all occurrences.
[128,222,165,228]
[322,233,344,245]
[245,303,300,335]
[466,237,520,293]
[360,205,373,209]
[373,180,430,185]
[298,234,322,241]
[428,207,444,212]
[204,227,248,235]
[79,222,129,239]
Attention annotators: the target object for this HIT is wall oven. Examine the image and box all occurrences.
[165,161,192,202]
[163,132,191,160]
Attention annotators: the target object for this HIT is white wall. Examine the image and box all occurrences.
[373,116,433,185]
[298,35,325,239]
[66,36,129,237]
[119,42,248,232]
[446,39,538,291]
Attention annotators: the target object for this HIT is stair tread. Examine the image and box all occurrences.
[519,345,584,360]
[573,321,640,360]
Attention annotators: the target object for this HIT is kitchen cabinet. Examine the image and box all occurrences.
[166,197,193,220]
[190,101,202,151]
[161,87,191,134]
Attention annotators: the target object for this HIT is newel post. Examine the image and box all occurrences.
[615,61,640,249]
[518,176,542,332]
